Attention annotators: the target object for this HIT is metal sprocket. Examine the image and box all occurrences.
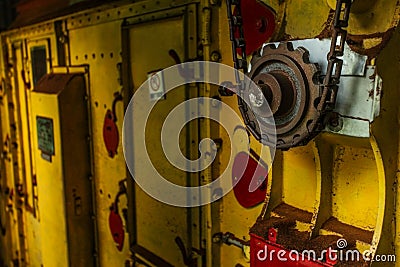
[239,42,322,150]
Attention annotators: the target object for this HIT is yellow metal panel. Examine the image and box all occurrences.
[371,26,400,263]
[14,42,42,267]
[0,33,58,266]
[312,134,385,259]
[1,42,32,266]
[216,4,269,266]
[281,144,319,213]
[128,15,193,266]
[0,1,398,266]
[31,73,96,266]
[327,0,400,34]
[30,92,69,267]
[262,0,400,40]
[0,67,23,266]
[68,20,130,266]
[331,144,379,230]
[285,0,331,39]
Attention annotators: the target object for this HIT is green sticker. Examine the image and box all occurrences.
[37,116,54,156]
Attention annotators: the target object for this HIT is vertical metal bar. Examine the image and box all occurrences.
[121,23,137,254]
[83,67,100,267]
[183,4,202,266]
[54,20,66,66]
[201,1,213,266]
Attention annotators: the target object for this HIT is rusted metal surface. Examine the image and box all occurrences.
[246,42,321,149]
[347,29,396,60]
[318,0,352,114]
[318,0,400,60]
[319,23,396,61]
[227,0,352,150]
[249,210,372,266]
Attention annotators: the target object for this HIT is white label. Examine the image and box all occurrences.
[147,71,165,101]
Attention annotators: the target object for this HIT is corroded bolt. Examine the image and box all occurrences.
[210,51,221,62]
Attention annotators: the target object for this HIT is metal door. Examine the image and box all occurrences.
[122,4,201,266]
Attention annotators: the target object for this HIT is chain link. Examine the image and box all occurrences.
[318,0,352,113]
[225,0,352,117]
[223,0,248,95]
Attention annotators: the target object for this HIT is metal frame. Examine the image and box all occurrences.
[26,38,52,87]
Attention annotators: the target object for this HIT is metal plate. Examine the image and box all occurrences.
[36,116,55,158]
[254,39,381,138]
[324,67,382,138]
[256,38,368,76]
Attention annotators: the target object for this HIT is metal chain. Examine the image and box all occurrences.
[225,0,352,117]
[226,0,247,77]
[219,0,248,96]
[318,0,352,113]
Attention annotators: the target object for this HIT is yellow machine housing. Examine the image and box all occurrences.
[0,0,399,266]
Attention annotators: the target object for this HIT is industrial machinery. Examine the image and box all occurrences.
[0,0,399,266]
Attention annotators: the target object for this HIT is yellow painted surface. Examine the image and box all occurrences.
[30,92,69,267]
[15,43,43,267]
[7,43,28,266]
[327,0,400,34]
[285,0,332,39]
[0,0,399,266]
[331,145,379,230]
[0,47,23,265]
[216,3,273,266]
[281,143,319,213]
[68,20,131,266]
[128,16,194,266]
[372,25,400,262]
[263,0,400,39]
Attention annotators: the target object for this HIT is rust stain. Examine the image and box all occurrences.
[316,9,336,40]
[347,28,396,60]
[368,89,374,98]
[315,7,397,60]
[251,215,371,266]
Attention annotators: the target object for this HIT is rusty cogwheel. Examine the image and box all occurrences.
[239,42,323,150]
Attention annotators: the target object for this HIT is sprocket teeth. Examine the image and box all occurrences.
[262,43,276,56]
[277,41,294,52]
[246,41,323,150]
[250,54,261,66]
[295,46,310,63]
[310,63,319,72]
[311,65,321,85]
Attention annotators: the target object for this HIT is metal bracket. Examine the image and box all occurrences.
[254,38,381,138]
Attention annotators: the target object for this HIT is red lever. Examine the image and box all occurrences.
[108,204,124,251]
[232,151,268,208]
[103,110,119,158]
